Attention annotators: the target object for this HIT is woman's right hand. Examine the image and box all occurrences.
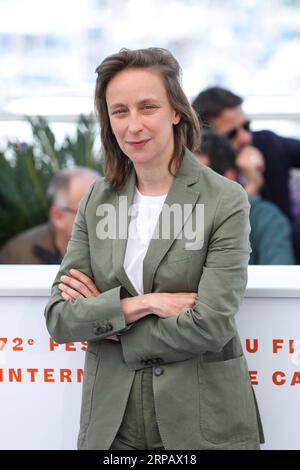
[120,292,197,324]
[146,292,197,318]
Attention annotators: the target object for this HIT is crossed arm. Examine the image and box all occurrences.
[45,180,250,369]
[58,268,197,341]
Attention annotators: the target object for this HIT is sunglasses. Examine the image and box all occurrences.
[225,120,251,140]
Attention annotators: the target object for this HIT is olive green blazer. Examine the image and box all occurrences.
[44,148,262,450]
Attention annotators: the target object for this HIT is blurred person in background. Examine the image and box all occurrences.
[0,167,100,264]
[195,130,295,265]
[192,86,300,262]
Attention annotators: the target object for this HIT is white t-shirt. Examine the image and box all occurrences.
[123,187,167,295]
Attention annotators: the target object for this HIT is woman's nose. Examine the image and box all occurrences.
[127,112,143,133]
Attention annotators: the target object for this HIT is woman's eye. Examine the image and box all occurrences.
[143,105,157,111]
[112,109,127,115]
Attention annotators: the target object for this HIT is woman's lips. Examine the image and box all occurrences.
[126,139,150,148]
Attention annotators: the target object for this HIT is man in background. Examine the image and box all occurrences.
[195,130,295,265]
[192,86,300,261]
[0,166,100,264]
[192,86,300,218]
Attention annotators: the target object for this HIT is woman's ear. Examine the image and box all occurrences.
[172,110,181,125]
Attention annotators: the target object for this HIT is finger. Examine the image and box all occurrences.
[105,335,120,342]
[60,275,93,298]
[69,269,101,296]
[69,269,100,295]
[59,283,84,300]
[61,291,73,301]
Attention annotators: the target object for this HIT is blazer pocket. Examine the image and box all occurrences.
[197,355,257,445]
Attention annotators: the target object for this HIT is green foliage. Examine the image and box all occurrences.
[0,114,102,249]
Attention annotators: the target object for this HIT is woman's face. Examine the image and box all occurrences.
[105,67,181,167]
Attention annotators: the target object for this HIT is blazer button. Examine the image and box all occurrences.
[94,326,103,335]
[154,367,164,376]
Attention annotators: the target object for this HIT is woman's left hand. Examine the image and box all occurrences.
[58,269,120,342]
[59,269,101,300]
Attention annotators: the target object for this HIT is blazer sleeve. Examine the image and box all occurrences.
[44,182,127,344]
[120,184,251,370]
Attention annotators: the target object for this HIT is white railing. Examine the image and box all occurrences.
[0,265,300,449]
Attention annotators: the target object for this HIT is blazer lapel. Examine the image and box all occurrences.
[143,149,201,294]
[112,166,139,296]
[112,148,202,296]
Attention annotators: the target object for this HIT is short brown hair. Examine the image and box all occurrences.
[192,86,243,127]
[95,47,200,189]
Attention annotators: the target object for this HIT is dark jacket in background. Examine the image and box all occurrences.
[249,195,295,265]
[252,130,300,220]
[0,222,62,264]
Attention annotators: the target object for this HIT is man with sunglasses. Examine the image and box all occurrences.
[192,86,300,217]
[192,86,300,262]
[0,166,100,264]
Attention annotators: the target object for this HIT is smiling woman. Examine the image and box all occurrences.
[44,47,263,450]
[94,48,199,191]
[105,67,181,173]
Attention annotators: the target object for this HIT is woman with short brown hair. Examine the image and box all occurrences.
[45,47,263,450]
